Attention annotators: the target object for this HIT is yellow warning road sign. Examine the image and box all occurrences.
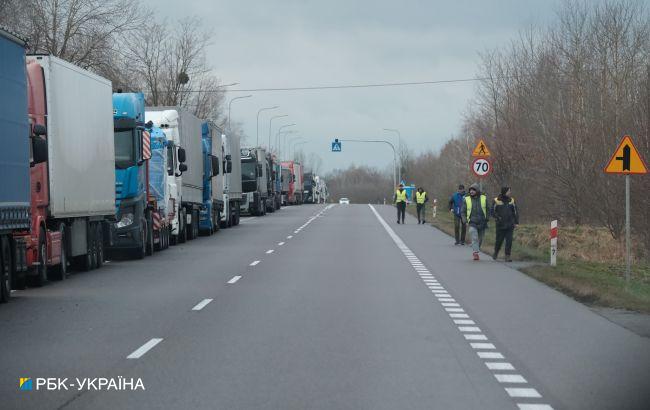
[604,135,647,174]
[471,139,491,157]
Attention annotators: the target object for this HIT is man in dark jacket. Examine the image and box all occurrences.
[460,183,488,260]
[491,187,519,262]
[448,184,467,245]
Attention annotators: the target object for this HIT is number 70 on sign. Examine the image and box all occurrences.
[471,157,492,177]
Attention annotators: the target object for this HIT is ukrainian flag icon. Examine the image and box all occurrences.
[19,378,32,391]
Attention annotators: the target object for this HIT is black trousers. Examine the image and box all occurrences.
[416,204,425,222]
[454,214,466,243]
[494,227,514,257]
[396,202,406,223]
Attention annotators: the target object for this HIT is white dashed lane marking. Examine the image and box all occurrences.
[368,204,554,410]
[266,249,274,254]
[250,260,260,266]
[227,275,242,284]
[191,298,213,311]
[278,242,285,246]
[127,338,163,359]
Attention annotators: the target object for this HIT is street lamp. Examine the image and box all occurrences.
[276,130,298,158]
[291,140,308,160]
[256,105,279,146]
[285,135,303,159]
[269,115,288,152]
[228,95,252,132]
[276,123,296,158]
[383,128,402,183]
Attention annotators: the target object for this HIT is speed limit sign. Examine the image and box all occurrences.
[471,157,492,177]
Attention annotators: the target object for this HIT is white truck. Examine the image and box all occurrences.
[145,108,191,244]
[24,55,116,278]
[220,131,242,227]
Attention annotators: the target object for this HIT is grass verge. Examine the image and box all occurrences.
[406,204,650,313]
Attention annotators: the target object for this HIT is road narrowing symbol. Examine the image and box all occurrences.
[331,138,342,152]
[604,135,647,174]
[471,157,492,178]
[471,139,492,157]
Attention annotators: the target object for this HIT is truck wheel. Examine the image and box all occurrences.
[89,223,99,270]
[178,209,187,243]
[29,228,48,287]
[193,210,199,238]
[146,214,154,256]
[96,223,104,268]
[0,237,11,303]
[133,223,146,260]
[49,224,68,281]
[234,206,241,226]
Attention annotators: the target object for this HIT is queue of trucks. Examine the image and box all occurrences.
[0,28,328,302]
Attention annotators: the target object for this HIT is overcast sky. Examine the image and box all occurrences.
[146,0,562,174]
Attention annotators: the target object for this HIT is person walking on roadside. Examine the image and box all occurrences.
[415,187,429,224]
[491,187,519,262]
[461,183,488,261]
[448,184,467,245]
[394,184,407,224]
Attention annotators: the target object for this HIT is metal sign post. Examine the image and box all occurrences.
[603,135,647,282]
[625,175,630,282]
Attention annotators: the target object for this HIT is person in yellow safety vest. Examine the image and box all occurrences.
[394,184,407,224]
[460,183,489,261]
[415,187,429,224]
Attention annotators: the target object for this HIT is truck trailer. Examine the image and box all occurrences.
[22,54,116,284]
[220,131,242,227]
[0,29,47,301]
[281,161,295,206]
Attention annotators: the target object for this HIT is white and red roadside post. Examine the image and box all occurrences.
[550,220,558,266]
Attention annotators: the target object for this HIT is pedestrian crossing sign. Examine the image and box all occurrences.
[331,139,342,152]
[604,135,647,174]
[471,139,491,157]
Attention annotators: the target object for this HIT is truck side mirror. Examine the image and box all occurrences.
[142,130,152,161]
[33,124,47,136]
[178,147,187,163]
[31,136,48,165]
[179,163,188,173]
[211,155,220,176]
[257,164,263,176]
[226,160,233,173]
[225,154,232,161]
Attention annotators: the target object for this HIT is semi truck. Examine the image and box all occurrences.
[146,123,173,250]
[146,107,203,241]
[266,152,281,212]
[293,162,304,205]
[240,147,268,216]
[281,161,295,206]
[108,92,158,259]
[199,121,222,235]
[303,172,315,204]
[20,54,116,284]
[220,131,242,227]
[0,29,47,301]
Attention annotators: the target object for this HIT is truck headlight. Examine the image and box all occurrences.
[116,212,134,228]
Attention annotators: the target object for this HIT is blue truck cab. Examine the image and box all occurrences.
[199,122,221,234]
[109,92,151,258]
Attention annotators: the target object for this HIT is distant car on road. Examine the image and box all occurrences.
[339,198,350,204]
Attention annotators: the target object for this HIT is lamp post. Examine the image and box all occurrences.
[276,130,298,159]
[256,106,279,146]
[276,123,296,158]
[285,135,303,159]
[268,115,288,152]
[341,138,397,189]
[228,95,252,132]
[383,128,402,183]
[291,140,308,160]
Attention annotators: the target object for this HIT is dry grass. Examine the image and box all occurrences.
[407,204,650,313]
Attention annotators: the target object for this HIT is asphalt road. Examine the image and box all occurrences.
[1,204,649,410]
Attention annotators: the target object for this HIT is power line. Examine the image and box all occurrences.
[134,77,488,94]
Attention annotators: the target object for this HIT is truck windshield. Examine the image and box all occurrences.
[241,161,256,181]
[114,129,137,169]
